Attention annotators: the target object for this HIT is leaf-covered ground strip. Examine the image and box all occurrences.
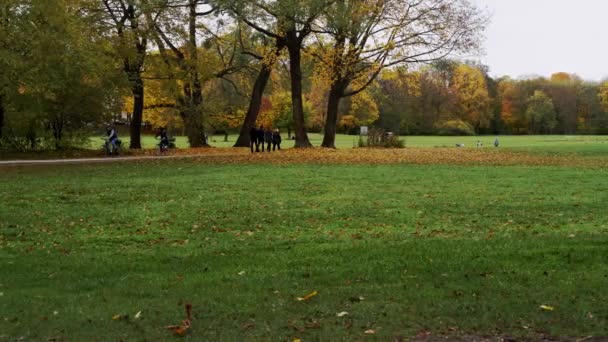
[0,161,607,340]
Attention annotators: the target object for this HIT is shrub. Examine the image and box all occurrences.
[358,128,405,148]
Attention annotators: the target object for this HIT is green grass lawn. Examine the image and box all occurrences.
[96,134,608,156]
[1,160,607,340]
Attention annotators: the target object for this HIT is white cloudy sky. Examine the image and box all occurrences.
[472,0,607,81]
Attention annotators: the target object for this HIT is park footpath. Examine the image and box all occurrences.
[0,154,197,166]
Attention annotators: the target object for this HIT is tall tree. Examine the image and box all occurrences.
[1,0,121,150]
[545,72,580,134]
[526,90,557,134]
[315,0,486,148]
[150,0,243,147]
[228,0,329,147]
[233,31,285,147]
[451,64,491,132]
[100,0,163,149]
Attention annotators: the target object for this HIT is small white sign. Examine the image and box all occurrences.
[360,126,368,136]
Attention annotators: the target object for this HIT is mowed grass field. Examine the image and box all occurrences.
[1,147,607,340]
[92,134,608,156]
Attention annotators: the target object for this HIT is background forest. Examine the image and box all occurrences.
[1,0,607,152]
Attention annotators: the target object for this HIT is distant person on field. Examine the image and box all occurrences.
[494,137,500,148]
[264,128,273,152]
[272,129,282,151]
[476,140,483,148]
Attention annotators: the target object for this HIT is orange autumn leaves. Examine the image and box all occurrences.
[132,147,607,168]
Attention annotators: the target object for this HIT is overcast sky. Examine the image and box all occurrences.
[471,0,607,81]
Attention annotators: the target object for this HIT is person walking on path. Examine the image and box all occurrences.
[250,126,261,153]
[494,137,500,148]
[272,129,282,151]
[264,128,273,152]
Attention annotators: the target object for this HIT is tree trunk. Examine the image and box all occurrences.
[320,30,348,149]
[321,84,345,148]
[287,39,312,148]
[182,0,209,148]
[129,74,144,149]
[234,64,272,147]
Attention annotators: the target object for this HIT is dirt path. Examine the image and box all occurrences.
[0,154,201,166]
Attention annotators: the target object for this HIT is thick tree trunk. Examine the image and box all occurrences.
[235,40,285,147]
[184,112,206,147]
[321,84,345,148]
[287,40,312,148]
[182,0,209,148]
[234,64,272,147]
[129,75,144,149]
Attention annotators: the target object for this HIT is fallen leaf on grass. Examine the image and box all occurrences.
[539,305,555,311]
[293,339,302,342]
[238,271,246,276]
[336,311,349,317]
[364,329,375,334]
[165,303,193,336]
[134,311,141,319]
[112,314,128,321]
[296,290,318,301]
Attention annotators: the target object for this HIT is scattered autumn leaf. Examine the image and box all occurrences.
[539,305,555,311]
[165,303,193,336]
[296,290,318,301]
[336,311,349,317]
[364,329,375,334]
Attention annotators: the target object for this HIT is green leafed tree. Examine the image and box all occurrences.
[1,0,122,150]
[526,90,557,134]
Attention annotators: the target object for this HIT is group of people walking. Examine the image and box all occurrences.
[249,125,281,153]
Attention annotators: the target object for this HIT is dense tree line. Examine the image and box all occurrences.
[9,1,601,152]
[373,64,608,136]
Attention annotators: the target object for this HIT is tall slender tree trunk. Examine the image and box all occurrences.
[129,74,144,149]
[321,35,347,149]
[182,0,209,148]
[321,84,345,148]
[287,38,312,148]
[234,64,273,147]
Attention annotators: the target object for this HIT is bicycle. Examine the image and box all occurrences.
[102,137,121,156]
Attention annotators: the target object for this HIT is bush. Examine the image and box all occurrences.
[435,120,475,136]
[358,128,405,148]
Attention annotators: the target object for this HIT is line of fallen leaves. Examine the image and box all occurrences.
[126,148,608,168]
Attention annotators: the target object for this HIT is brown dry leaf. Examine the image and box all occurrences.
[364,329,375,334]
[165,304,193,336]
[296,290,318,301]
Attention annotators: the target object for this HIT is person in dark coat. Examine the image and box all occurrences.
[272,129,282,151]
[264,128,273,152]
[250,126,261,153]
